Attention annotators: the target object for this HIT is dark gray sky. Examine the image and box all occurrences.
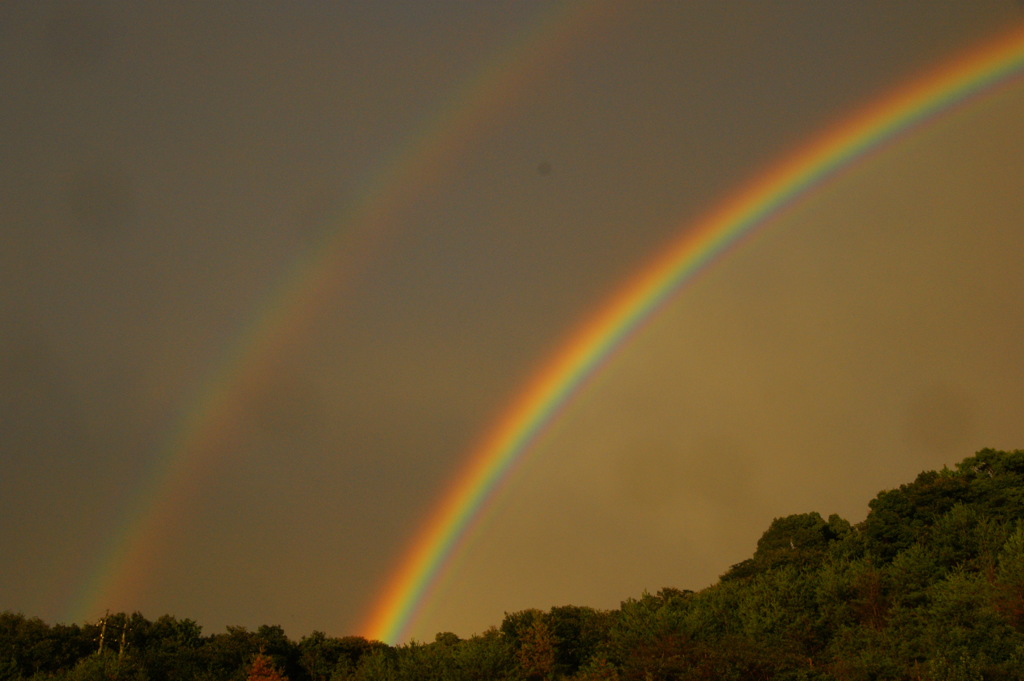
[3,1,1023,643]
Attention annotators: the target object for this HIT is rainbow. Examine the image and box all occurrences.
[65,1,620,625]
[362,24,1024,644]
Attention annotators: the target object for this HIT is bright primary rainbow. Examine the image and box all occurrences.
[362,24,1024,644]
[65,1,619,625]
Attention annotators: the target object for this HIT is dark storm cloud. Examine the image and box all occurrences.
[44,0,112,76]
[0,322,83,467]
[63,160,137,242]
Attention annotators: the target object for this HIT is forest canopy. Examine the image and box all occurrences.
[4,448,1024,680]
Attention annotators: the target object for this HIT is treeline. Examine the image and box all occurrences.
[5,448,1024,680]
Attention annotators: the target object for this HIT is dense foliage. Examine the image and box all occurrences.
[5,449,1024,680]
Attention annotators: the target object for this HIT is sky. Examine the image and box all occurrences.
[2,0,1024,644]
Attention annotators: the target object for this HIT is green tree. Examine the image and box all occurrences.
[572,653,620,681]
[928,503,1009,572]
[736,565,822,659]
[348,647,395,681]
[824,625,903,681]
[887,543,939,611]
[510,611,556,681]
[450,628,518,681]
[400,639,463,681]
[863,469,970,561]
[136,615,203,681]
[201,626,260,681]
[328,638,383,681]
[0,612,56,679]
[723,513,845,581]
[918,569,1020,680]
[608,592,690,681]
[65,650,147,681]
[544,606,609,677]
[298,631,339,681]
[994,525,1024,630]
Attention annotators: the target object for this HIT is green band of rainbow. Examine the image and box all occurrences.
[362,24,1024,644]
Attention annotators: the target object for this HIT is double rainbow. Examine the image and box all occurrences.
[361,24,1024,644]
[65,1,618,626]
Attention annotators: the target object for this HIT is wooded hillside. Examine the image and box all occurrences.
[4,448,1023,680]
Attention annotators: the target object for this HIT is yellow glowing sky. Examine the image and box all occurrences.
[414,78,1024,639]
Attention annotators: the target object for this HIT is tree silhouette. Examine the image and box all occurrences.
[247,652,287,681]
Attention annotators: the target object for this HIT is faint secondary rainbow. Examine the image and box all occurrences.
[363,24,1024,644]
[65,1,620,626]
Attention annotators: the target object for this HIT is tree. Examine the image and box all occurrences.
[863,469,971,561]
[137,615,203,681]
[512,610,561,679]
[993,525,1024,632]
[298,631,338,681]
[327,638,384,681]
[347,647,395,681]
[918,569,1020,679]
[248,652,288,681]
[544,606,609,676]
[450,628,517,681]
[201,626,260,681]
[608,592,690,681]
